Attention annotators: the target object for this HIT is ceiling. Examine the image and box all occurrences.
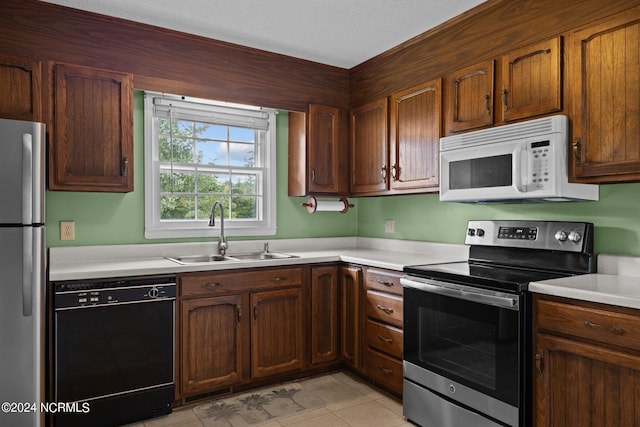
[39,0,486,68]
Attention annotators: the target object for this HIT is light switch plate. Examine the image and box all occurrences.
[60,221,75,241]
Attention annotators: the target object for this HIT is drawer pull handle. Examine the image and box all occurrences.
[378,365,393,376]
[204,282,222,287]
[583,320,624,335]
[269,276,286,282]
[376,279,394,287]
[376,304,394,314]
[377,335,393,344]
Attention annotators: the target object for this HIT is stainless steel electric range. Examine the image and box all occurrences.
[401,220,595,427]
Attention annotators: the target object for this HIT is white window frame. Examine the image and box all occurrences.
[143,91,277,239]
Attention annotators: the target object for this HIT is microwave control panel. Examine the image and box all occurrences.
[530,140,551,189]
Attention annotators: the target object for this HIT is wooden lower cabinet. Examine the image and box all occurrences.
[251,287,304,378]
[340,265,363,370]
[180,294,249,396]
[178,267,305,400]
[362,267,404,395]
[533,295,640,426]
[310,266,339,365]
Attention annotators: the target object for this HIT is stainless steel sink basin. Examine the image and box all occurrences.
[165,251,297,265]
[165,255,237,265]
[228,252,298,260]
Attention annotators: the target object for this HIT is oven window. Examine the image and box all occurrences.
[55,301,174,402]
[449,154,512,189]
[404,286,519,406]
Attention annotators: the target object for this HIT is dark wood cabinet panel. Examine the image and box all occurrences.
[501,37,562,122]
[389,78,441,192]
[0,54,41,121]
[534,295,640,426]
[288,105,348,197]
[251,287,304,378]
[180,294,249,396]
[350,98,388,195]
[446,60,495,133]
[570,6,640,183]
[49,62,133,192]
[340,265,362,370]
[310,266,339,365]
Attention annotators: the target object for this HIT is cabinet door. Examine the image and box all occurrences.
[389,78,441,192]
[340,266,362,370]
[350,98,388,194]
[49,62,133,192]
[534,333,640,427]
[502,37,562,122]
[0,54,41,121]
[251,287,304,378]
[446,60,494,134]
[308,104,348,195]
[181,294,248,396]
[570,7,640,183]
[310,266,339,365]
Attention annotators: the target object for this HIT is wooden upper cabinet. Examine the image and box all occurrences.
[501,37,562,122]
[389,78,441,192]
[49,62,133,192]
[288,105,348,197]
[446,60,494,133]
[350,97,388,195]
[0,54,42,122]
[570,6,640,183]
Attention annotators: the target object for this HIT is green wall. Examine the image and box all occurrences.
[46,92,640,257]
[45,92,358,247]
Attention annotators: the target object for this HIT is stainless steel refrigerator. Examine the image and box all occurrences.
[0,118,45,427]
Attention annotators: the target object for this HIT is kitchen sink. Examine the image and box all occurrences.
[228,251,298,260]
[165,252,298,264]
[165,255,238,265]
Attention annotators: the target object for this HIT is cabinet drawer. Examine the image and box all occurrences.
[364,348,403,394]
[365,268,403,296]
[365,290,403,328]
[537,299,640,352]
[181,268,303,297]
[365,319,403,359]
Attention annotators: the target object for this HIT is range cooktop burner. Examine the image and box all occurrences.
[403,220,596,293]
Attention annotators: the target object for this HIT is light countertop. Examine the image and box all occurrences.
[529,254,640,310]
[49,237,469,281]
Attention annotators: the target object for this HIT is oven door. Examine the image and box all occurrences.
[401,276,523,426]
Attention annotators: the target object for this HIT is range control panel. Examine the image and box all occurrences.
[54,276,176,310]
[465,220,593,253]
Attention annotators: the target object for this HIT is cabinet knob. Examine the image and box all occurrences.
[391,165,399,181]
[484,94,491,114]
[502,88,508,111]
[122,156,129,176]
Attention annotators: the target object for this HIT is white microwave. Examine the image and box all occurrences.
[439,115,599,203]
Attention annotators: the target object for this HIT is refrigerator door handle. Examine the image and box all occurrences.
[22,133,33,225]
[22,227,33,317]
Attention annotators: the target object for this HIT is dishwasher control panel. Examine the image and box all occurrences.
[54,276,176,309]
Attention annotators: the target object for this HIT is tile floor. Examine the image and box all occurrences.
[126,372,412,427]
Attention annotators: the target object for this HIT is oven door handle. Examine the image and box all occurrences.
[401,277,520,311]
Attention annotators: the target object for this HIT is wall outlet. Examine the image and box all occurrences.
[60,221,75,241]
[384,219,395,233]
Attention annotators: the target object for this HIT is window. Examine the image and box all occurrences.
[144,92,277,238]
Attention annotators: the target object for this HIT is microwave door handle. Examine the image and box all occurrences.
[513,145,526,193]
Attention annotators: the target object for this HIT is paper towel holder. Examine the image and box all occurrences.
[301,196,354,214]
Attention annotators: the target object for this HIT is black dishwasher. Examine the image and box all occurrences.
[53,275,176,427]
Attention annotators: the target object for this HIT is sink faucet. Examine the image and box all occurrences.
[208,201,228,256]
